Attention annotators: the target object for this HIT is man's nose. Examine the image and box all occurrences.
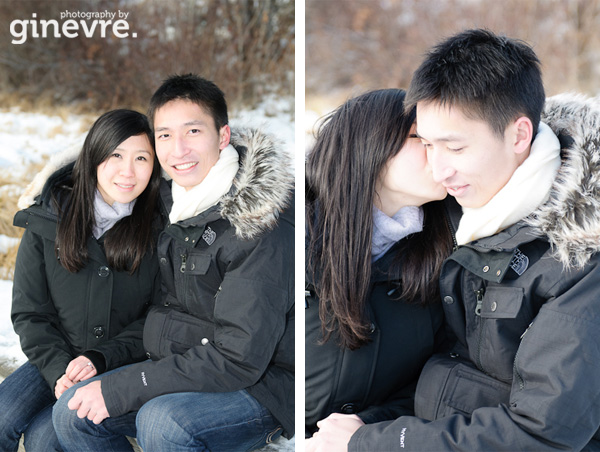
[173,136,190,158]
[428,148,455,183]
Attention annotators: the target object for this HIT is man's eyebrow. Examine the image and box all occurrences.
[415,130,466,142]
[154,120,207,132]
[184,120,207,127]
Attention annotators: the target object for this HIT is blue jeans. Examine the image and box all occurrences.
[54,371,282,452]
[0,361,62,452]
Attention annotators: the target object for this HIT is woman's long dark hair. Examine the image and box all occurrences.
[306,89,452,350]
[55,109,161,274]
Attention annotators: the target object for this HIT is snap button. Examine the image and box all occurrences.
[450,352,459,358]
[340,403,356,414]
[185,237,189,242]
[160,257,167,265]
[443,296,454,304]
[146,352,151,359]
[98,266,110,277]
[201,338,209,345]
[491,301,497,312]
[369,323,376,334]
[93,326,105,338]
[496,270,502,276]
[483,266,490,273]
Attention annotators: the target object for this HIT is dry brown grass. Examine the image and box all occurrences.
[0,244,20,280]
[0,160,49,280]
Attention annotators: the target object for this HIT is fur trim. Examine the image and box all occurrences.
[527,93,600,269]
[221,128,293,240]
[17,142,81,209]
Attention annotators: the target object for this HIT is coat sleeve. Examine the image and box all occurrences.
[101,226,293,417]
[11,229,73,389]
[350,266,600,451]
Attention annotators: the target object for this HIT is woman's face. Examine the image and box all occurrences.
[96,134,154,206]
[376,124,447,216]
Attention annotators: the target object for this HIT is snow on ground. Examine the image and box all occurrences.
[0,100,295,451]
[0,279,23,368]
[0,235,20,254]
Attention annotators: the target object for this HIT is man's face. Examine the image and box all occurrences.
[416,102,525,208]
[154,99,230,190]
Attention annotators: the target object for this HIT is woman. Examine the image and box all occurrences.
[0,109,162,451]
[305,89,453,436]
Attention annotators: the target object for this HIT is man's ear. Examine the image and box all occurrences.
[512,116,533,155]
[219,125,231,150]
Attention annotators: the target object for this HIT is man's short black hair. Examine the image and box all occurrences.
[406,28,545,139]
[148,74,228,132]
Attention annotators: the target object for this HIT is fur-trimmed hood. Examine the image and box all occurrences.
[220,127,293,239]
[527,93,600,268]
[18,127,294,240]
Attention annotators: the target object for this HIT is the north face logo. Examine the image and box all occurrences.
[202,226,217,245]
[510,248,529,276]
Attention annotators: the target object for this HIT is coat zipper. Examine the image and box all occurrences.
[474,288,484,316]
[474,288,486,372]
[444,207,459,252]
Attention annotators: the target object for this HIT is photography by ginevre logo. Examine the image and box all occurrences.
[10,10,137,45]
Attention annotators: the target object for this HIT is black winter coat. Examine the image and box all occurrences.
[101,128,296,438]
[349,94,600,451]
[305,241,445,436]
[11,163,161,390]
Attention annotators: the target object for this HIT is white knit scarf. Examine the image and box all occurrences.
[455,122,561,245]
[92,189,135,239]
[169,144,239,224]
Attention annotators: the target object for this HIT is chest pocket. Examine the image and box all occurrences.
[480,286,524,319]
[184,253,211,275]
[478,286,532,382]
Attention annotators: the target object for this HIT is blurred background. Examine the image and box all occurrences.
[306,0,600,146]
[0,0,294,112]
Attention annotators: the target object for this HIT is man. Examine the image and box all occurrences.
[307,29,600,451]
[53,74,295,451]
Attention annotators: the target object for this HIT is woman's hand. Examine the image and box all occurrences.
[55,374,74,399]
[306,413,365,452]
[65,355,97,383]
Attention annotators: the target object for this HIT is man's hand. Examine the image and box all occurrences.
[67,380,109,424]
[55,374,75,399]
[65,355,97,383]
[306,413,365,452]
